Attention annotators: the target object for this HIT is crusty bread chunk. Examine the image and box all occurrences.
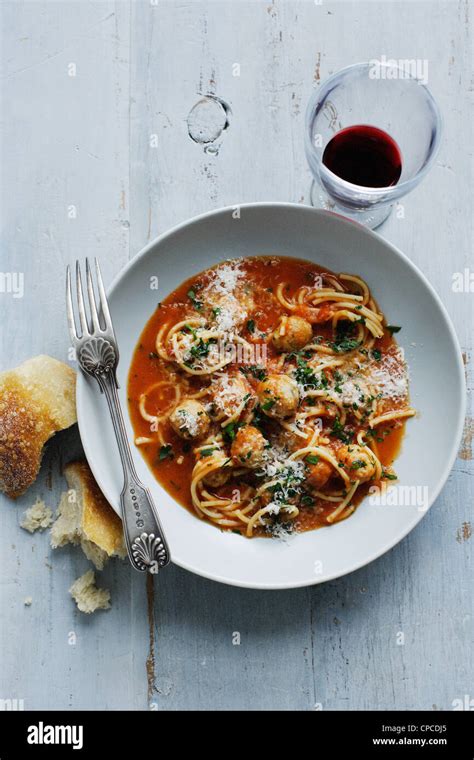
[69,569,110,614]
[51,460,126,569]
[20,497,53,533]
[0,355,76,498]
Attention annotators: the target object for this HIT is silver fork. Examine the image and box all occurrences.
[66,258,170,574]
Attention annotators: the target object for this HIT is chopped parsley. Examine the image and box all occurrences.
[246,319,256,334]
[187,288,203,311]
[306,454,320,465]
[330,320,361,354]
[332,337,361,354]
[386,325,401,335]
[252,365,267,381]
[330,417,354,444]
[183,324,198,339]
[158,444,173,461]
[222,421,243,443]
[239,365,267,381]
[200,447,217,458]
[251,405,266,430]
[366,428,384,443]
[187,337,217,364]
[350,459,367,470]
[334,370,344,394]
[294,358,327,390]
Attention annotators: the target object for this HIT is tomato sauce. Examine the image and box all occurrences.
[128,256,407,534]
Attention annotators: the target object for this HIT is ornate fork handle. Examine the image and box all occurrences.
[82,338,170,573]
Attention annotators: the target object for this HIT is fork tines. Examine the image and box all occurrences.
[66,258,113,343]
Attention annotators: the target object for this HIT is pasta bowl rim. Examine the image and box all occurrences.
[76,203,466,589]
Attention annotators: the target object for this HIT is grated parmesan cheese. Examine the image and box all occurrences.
[369,348,408,400]
[257,446,306,514]
[207,261,243,295]
[177,409,199,437]
[213,374,247,415]
[201,260,252,334]
[267,521,296,542]
[214,297,247,332]
[328,348,409,405]
[338,377,370,405]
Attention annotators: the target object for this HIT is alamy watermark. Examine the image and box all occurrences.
[369,56,429,85]
[452,268,474,293]
[0,271,24,298]
[368,482,429,513]
[452,694,474,711]
[0,698,24,710]
[27,722,83,750]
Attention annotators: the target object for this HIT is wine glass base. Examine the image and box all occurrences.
[309,180,393,230]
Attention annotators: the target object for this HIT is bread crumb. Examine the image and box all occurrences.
[50,492,79,547]
[69,570,110,614]
[50,491,108,570]
[24,596,32,606]
[20,497,53,533]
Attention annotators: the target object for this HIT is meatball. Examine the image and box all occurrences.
[338,445,376,482]
[212,375,251,419]
[306,458,333,490]
[205,292,254,331]
[169,399,210,440]
[271,315,313,352]
[257,374,299,418]
[259,484,299,509]
[231,426,268,468]
[203,466,232,488]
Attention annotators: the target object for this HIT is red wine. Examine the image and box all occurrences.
[322,125,402,188]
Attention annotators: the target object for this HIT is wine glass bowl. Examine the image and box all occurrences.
[305,61,442,228]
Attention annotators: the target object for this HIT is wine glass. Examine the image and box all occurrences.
[305,61,442,228]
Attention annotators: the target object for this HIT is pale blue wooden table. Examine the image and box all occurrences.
[1,0,472,710]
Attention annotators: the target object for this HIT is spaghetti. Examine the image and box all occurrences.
[128,256,415,538]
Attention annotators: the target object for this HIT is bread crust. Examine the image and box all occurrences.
[63,460,126,560]
[0,356,76,498]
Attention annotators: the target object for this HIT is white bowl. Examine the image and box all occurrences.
[77,204,466,589]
